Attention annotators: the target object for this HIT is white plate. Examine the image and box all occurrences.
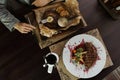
[62,34,106,78]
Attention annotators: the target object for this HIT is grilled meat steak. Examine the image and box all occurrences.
[82,42,97,69]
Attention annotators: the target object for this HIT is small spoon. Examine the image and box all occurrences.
[43,56,47,67]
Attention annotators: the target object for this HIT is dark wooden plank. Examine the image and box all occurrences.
[0,0,120,80]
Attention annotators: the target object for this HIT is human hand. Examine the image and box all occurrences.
[32,0,51,7]
[14,23,36,34]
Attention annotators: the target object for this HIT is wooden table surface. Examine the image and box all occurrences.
[0,0,120,80]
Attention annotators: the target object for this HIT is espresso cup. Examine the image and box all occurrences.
[43,52,59,74]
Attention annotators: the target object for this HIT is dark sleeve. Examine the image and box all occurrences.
[0,0,20,31]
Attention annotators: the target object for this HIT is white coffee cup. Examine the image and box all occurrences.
[43,52,59,74]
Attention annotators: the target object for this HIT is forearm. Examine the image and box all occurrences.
[0,4,20,31]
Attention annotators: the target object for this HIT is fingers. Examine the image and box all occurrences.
[21,23,36,33]
[14,23,36,34]
[22,23,36,30]
[23,27,32,32]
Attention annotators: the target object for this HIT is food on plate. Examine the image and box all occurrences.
[37,2,81,38]
[82,42,98,69]
[56,6,70,17]
[47,16,54,23]
[43,10,59,22]
[39,24,58,37]
[39,6,71,37]
[60,10,69,17]
[70,40,97,69]
[41,16,54,24]
[42,10,59,29]
[56,6,65,13]
[42,6,70,29]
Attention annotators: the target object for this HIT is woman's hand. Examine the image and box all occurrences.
[14,23,36,34]
[32,0,51,7]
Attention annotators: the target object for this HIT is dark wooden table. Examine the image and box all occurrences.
[0,0,120,80]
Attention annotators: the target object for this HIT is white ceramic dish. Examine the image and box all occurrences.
[62,34,106,78]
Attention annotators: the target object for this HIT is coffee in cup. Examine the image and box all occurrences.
[43,52,59,74]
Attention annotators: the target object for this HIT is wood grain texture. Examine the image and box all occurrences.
[0,0,120,80]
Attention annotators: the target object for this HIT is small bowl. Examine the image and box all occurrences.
[58,17,68,27]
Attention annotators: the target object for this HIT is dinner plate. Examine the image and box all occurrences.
[62,34,106,78]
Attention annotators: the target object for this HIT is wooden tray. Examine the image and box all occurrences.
[25,0,87,49]
[98,0,120,19]
[49,28,113,80]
